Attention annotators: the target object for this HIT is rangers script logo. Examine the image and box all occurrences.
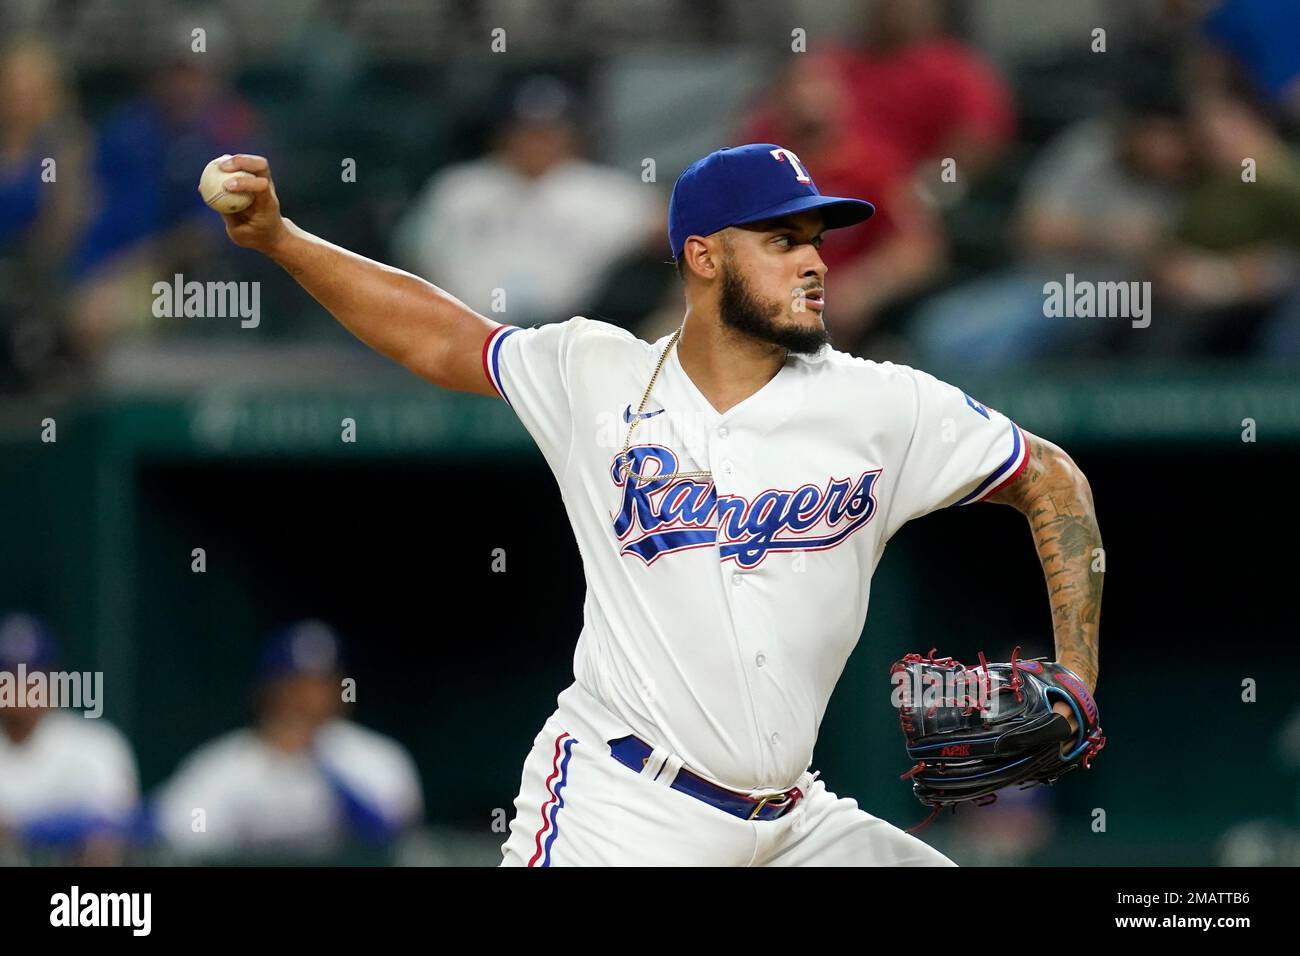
[610,444,880,568]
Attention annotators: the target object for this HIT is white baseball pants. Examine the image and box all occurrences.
[499,681,956,867]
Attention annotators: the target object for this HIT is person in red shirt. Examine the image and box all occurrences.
[844,0,1016,178]
[738,1,1015,354]
[740,52,944,354]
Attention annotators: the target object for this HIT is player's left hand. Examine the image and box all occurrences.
[892,653,1106,814]
[1052,700,1080,735]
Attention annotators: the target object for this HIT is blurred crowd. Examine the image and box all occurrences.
[2,0,1299,393]
[0,612,424,865]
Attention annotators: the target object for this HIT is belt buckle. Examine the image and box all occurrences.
[747,790,790,821]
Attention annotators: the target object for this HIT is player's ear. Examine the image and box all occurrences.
[682,236,719,280]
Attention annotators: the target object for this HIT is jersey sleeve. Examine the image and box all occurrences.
[315,722,425,830]
[481,318,585,476]
[884,366,1029,537]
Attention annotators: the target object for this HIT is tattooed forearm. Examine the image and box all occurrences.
[986,432,1102,691]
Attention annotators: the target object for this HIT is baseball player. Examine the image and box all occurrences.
[153,620,423,860]
[0,614,140,866]
[212,142,1102,866]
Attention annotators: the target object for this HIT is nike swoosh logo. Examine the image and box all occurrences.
[623,404,666,423]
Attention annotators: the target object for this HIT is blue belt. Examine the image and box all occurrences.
[607,735,805,822]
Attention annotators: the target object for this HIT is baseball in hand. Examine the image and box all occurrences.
[198,154,254,214]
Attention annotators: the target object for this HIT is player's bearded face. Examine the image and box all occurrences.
[717,254,830,355]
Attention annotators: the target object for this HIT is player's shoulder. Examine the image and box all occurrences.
[170,728,263,776]
[39,711,135,759]
[801,344,938,394]
[502,315,652,359]
[560,314,642,340]
[431,156,511,189]
[317,720,420,774]
[570,315,653,354]
[555,158,641,190]
[318,717,400,749]
[800,349,977,428]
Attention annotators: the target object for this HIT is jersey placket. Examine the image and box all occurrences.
[712,422,786,778]
[665,345,790,783]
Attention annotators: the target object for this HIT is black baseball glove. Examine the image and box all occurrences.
[889,647,1105,831]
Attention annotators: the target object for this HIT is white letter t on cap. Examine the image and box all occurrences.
[770,147,812,184]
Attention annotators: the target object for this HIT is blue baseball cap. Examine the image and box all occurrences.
[0,613,59,670]
[256,619,345,683]
[668,143,875,260]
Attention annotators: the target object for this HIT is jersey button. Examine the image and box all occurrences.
[770,732,781,746]
[731,573,743,587]
[717,426,729,439]
[755,653,766,667]
[721,461,734,476]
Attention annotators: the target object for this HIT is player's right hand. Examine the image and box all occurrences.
[214,154,288,254]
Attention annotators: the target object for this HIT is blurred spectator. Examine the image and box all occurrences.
[0,36,89,389]
[1152,89,1300,357]
[846,0,1015,180]
[738,0,1016,355]
[67,18,265,359]
[583,200,675,337]
[909,84,1192,366]
[152,620,423,862]
[740,54,944,354]
[0,612,140,866]
[1183,0,1300,128]
[393,75,658,326]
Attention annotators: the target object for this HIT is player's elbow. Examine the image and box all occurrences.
[1045,442,1095,509]
[398,336,451,388]
[399,320,502,398]
[997,432,1094,515]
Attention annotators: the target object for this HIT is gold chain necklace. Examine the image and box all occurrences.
[616,325,715,487]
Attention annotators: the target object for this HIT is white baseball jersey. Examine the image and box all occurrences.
[483,317,1028,793]
[0,712,139,835]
